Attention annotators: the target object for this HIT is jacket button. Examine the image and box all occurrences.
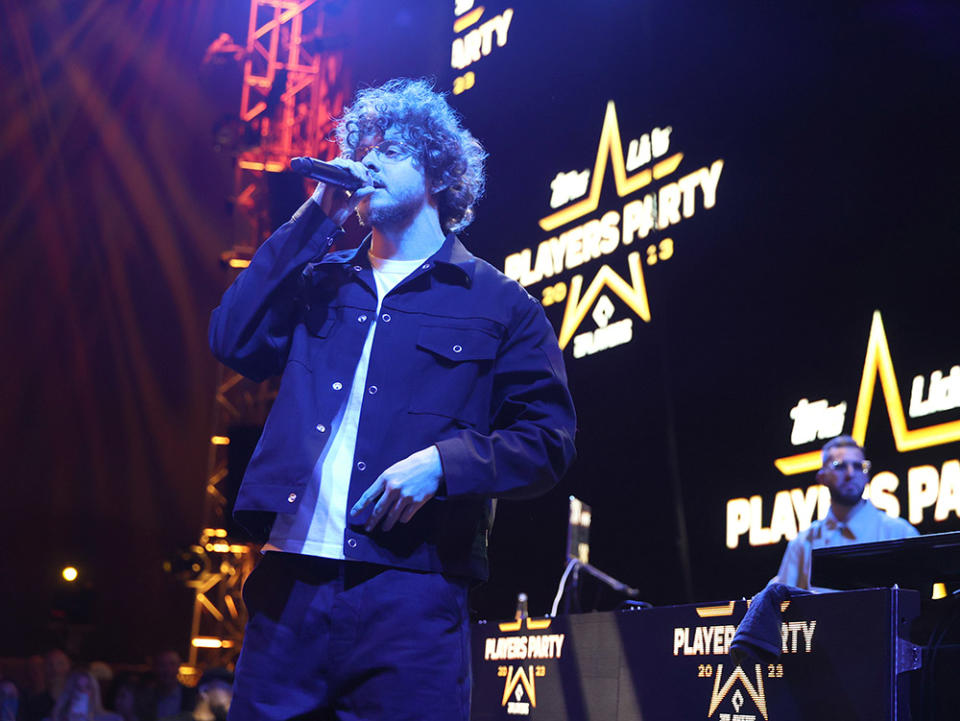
[353,265,362,272]
[287,493,297,503]
[421,263,430,270]
[381,313,391,322]
[332,381,343,391]
[368,385,378,395]
[347,538,358,548]
[316,423,326,433]
[453,344,462,353]
[358,314,367,323]
[357,461,366,471]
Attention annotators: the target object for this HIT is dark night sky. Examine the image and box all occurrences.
[2,0,959,662]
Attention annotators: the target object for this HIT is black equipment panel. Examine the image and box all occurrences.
[471,588,920,721]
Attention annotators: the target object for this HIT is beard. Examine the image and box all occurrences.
[356,189,423,230]
[830,482,866,507]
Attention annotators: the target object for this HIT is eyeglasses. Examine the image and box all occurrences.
[828,459,871,474]
[354,139,416,164]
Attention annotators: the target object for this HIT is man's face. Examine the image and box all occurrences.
[355,128,433,230]
[45,650,70,682]
[819,445,869,506]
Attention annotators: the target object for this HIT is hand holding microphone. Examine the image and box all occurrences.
[290,156,377,227]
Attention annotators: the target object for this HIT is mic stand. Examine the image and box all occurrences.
[555,556,641,615]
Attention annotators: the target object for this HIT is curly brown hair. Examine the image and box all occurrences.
[335,78,487,233]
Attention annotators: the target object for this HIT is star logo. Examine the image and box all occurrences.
[708,664,768,720]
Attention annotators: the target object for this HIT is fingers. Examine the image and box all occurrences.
[367,486,393,531]
[358,480,428,532]
[399,499,426,524]
[381,497,406,533]
[376,495,427,532]
[350,476,385,519]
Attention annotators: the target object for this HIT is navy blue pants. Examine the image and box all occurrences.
[229,552,471,721]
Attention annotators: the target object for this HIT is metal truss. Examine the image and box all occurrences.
[187,0,348,673]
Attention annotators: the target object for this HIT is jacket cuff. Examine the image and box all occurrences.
[291,197,345,255]
[434,436,478,498]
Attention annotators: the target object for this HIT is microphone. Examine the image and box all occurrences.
[290,157,365,191]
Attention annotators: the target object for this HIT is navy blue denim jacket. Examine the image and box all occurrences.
[209,199,577,580]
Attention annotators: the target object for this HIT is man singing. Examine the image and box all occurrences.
[209,78,577,720]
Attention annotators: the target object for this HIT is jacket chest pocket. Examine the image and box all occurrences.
[409,324,500,428]
[287,307,337,371]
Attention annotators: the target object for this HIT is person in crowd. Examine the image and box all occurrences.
[0,667,18,721]
[161,670,232,721]
[44,652,70,705]
[24,656,46,698]
[85,666,112,716]
[23,650,71,721]
[105,674,140,721]
[209,77,576,720]
[138,653,195,721]
[772,435,919,590]
[47,671,120,721]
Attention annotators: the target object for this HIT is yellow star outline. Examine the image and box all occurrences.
[501,665,537,708]
[695,600,790,618]
[497,617,553,632]
[708,664,768,721]
[775,310,960,475]
[556,252,650,350]
[538,100,684,232]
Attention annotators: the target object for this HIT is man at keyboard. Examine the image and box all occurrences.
[772,435,918,590]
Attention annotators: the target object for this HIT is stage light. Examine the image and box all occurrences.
[163,546,210,583]
[210,435,231,445]
[191,637,235,649]
[62,566,78,582]
[220,246,255,270]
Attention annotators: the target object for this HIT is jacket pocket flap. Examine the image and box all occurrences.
[305,307,336,337]
[416,325,499,362]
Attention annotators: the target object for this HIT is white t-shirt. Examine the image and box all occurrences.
[265,252,430,557]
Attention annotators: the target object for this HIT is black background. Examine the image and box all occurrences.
[345,0,960,616]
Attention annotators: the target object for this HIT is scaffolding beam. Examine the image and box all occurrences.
[187,0,348,674]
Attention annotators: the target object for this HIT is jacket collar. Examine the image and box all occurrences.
[324,231,476,286]
[823,499,874,537]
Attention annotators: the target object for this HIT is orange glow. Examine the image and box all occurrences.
[453,7,484,33]
[775,311,960,475]
[191,637,224,648]
[62,566,78,582]
[497,619,522,632]
[236,160,286,173]
[210,435,230,445]
[695,601,735,618]
[774,450,821,475]
[228,259,251,269]
[525,617,552,630]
